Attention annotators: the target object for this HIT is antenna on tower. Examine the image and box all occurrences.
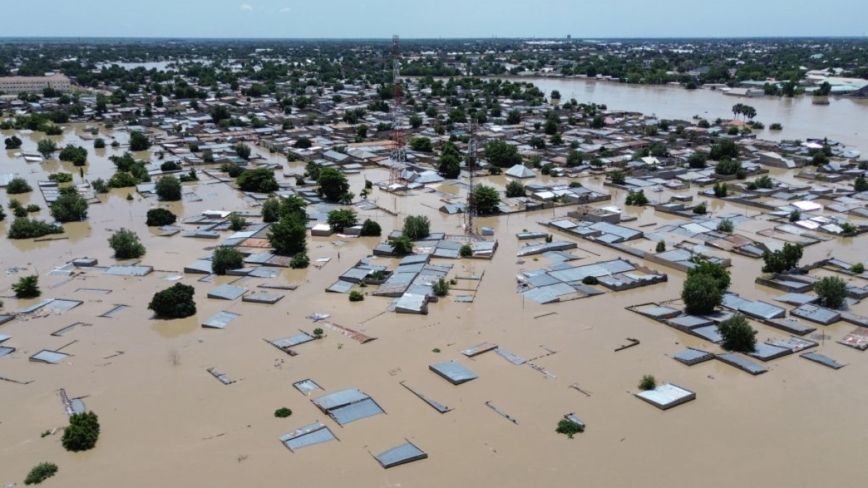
[388,35,406,189]
[464,118,478,236]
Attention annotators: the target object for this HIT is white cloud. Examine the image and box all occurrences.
[240,3,253,11]
[280,7,291,13]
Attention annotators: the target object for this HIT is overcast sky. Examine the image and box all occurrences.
[4,0,867,38]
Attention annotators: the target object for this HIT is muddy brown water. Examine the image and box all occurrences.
[1,124,868,487]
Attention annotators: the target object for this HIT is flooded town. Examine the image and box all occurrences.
[2,34,868,487]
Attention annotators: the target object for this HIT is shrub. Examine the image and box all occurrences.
[313,328,324,338]
[789,209,801,222]
[229,214,246,231]
[62,411,100,452]
[638,375,657,391]
[402,215,430,239]
[58,144,88,166]
[290,253,310,269]
[237,167,278,193]
[582,275,599,285]
[212,247,244,275]
[853,176,868,192]
[221,162,245,177]
[610,171,626,185]
[261,198,280,223]
[50,186,89,222]
[459,244,473,258]
[12,275,41,298]
[688,152,707,169]
[625,189,649,206]
[762,243,803,273]
[432,278,450,297]
[146,208,176,226]
[713,182,728,197]
[717,314,757,353]
[4,135,23,149]
[327,208,358,232]
[108,228,146,259]
[24,463,58,485]
[349,290,364,302]
[155,176,182,201]
[359,219,382,237]
[753,175,774,189]
[6,177,32,194]
[555,419,584,438]
[390,235,414,255]
[26,204,40,213]
[681,272,723,315]
[129,131,151,151]
[48,172,73,183]
[37,139,57,158]
[274,408,293,418]
[715,159,742,176]
[108,171,141,188]
[14,206,27,218]
[851,263,865,274]
[656,240,666,252]
[814,276,848,309]
[160,161,181,172]
[505,180,527,198]
[148,283,196,319]
[769,123,783,130]
[94,138,105,149]
[840,222,857,233]
[693,202,707,215]
[717,219,734,233]
[8,218,64,239]
[91,178,109,193]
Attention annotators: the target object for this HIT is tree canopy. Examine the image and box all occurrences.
[155,176,182,201]
[108,228,146,259]
[762,243,803,273]
[317,167,350,202]
[50,186,89,222]
[484,140,522,168]
[470,184,501,216]
[402,215,431,239]
[236,168,278,193]
[148,283,196,319]
[62,411,100,452]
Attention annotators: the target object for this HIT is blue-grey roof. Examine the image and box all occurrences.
[30,350,69,364]
[801,351,845,369]
[207,284,248,300]
[791,304,841,325]
[716,353,768,375]
[429,361,478,385]
[672,348,714,365]
[748,343,791,361]
[326,280,355,293]
[202,311,240,329]
[104,265,154,276]
[0,346,15,358]
[330,398,385,425]
[272,333,315,349]
[376,441,428,468]
[739,301,786,320]
[312,388,371,411]
[279,422,337,451]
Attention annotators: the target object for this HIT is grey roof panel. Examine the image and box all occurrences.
[376,441,428,469]
[672,348,714,365]
[104,265,154,276]
[329,398,385,425]
[429,361,478,385]
[326,280,355,293]
[202,311,240,329]
[207,284,248,300]
[30,350,69,364]
[271,332,315,349]
[716,353,768,375]
[279,422,337,451]
[312,388,371,411]
[801,351,845,369]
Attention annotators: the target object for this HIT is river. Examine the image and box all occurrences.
[516,77,868,153]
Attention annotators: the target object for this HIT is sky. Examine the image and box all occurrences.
[3,0,868,39]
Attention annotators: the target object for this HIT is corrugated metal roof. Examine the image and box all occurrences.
[293,379,322,394]
[326,280,355,293]
[272,332,315,349]
[330,398,385,425]
[429,361,478,385]
[202,311,240,329]
[312,388,371,411]
[279,422,337,451]
[376,441,428,468]
[207,284,248,300]
[30,350,69,364]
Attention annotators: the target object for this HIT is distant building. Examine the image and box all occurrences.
[0,73,71,94]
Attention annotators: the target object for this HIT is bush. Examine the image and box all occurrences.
[12,275,41,298]
[160,161,181,172]
[762,243,803,273]
[656,240,666,252]
[327,208,358,232]
[14,206,27,218]
[840,222,857,233]
[681,272,723,315]
[638,375,657,391]
[146,208,177,226]
[50,187,89,222]
[769,123,783,130]
[62,411,100,452]
[290,253,310,269]
[505,180,527,198]
[91,178,109,193]
[148,283,196,319]
[94,138,105,149]
[129,131,151,151]
[402,215,430,239]
[108,171,141,188]
[37,139,57,158]
[155,176,182,201]
[274,408,293,418]
[432,278,450,297]
[313,328,324,338]
[221,162,245,177]
[24,463,58,485]
[460,244,473,258]
[687,152,707,169]
[390,235,414,255]
[555,419,584,438]
[108,228,146,259]
[610,171,626,185]
[212,247,244,275]
[717,314,757,353]
[48,172,73,183]
[715,159,742,176]
[6,177,32,194]
[713,182,728,197]
[58,144,88,166]
[349,290,364,302]
[753,175,774,189]
[4,135,23,149]
[26,204,40,213]
[851,263,865,274]
[359,219,382,237]
[8,218,64,239]
[688,259,731,294]
[693,202,707,215]
[229,214,246,231]
[789,209,801,222]
[814,276,848,309]
[717,219,734,233]
[582,275,599,285]
[625,189,648,206]
[855,177,868,192]
[261,198,280,223]
[236,167,278,193]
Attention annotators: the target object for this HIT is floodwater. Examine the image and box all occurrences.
[516,77,868,152]
[2,123,868,488]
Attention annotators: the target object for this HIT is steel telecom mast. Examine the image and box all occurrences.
[464,118,478,235]
[388,35,406,188]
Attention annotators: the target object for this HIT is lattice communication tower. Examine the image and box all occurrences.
[388,35,406,187]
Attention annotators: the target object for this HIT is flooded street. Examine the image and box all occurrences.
[2,121,868,488]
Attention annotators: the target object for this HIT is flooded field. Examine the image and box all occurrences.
[2,124,868,487]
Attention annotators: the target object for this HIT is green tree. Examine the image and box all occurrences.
[327,208,358,232]
[484,140,522,168]
[506,180,526,197]
[268,214,307,256]
[566,150,584,167]
[58,144,88,166]
[460,244,473,257]
[814,276,848,309]
[681,272,723,315]
[62,411,100,452]
[129,131,151,151]
[6,177,32,194]
[360,219,382,237]
[403,215,431,239]
[390,235,414,255]
[854,176,868,192]
[12,275,41,299]
[278,195,308,219]
[506,109,522,125]
[639,375,657,391]
[409,137,433,152]
[261,198,280,223]
[761,243,803,273]
[469,184,501,215]
[4,135,23,149]
[317,167,350,202]
[210,105,231,124]
[409,114,423,129]
[687,259,731,294]
[94,137,106,149]
[293,137,312,149]
[146,208,177,226]
[556,419,584,438]
[37,139,57,158]
[709,140,739,160]
[237,168,278,193]
[7,218,63,239]
[687,152,707,169]
[108,228,146,259]
[148,283,196,319]
[438,141,462,178]
[235,142,252,160]
[24,462,58,485]
[610,171,626,185]
[432,278,450,297]
[717,314,757,353]
[212,247,244,275]
[656,240,666,253]
[290,253,310,269]
[625,189,649,206]
[155,176,182,201]
[50,186,89,222]
[715,159,742,176]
